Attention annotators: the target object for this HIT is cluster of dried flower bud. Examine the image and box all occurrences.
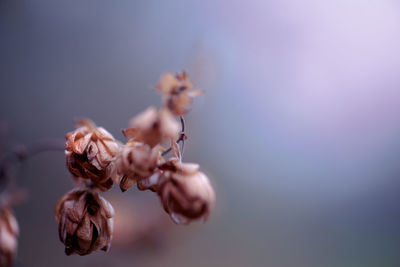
[55,189,114,255]
[0,206,19,267]
[56,71,215,256]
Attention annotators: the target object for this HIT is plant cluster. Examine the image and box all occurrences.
[55,72,216,256]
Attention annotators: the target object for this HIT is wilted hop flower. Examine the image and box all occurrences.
[65,119,120,191]
[0,206,19,267]
[55,189,114,256]
[128,107,179,147]
[157,160,215,224]
[157,72,203,116]
[117,142,163,192]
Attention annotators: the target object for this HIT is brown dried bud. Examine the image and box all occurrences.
[157,160,215,224]
[55,189,114,256]
[117,142,163,192]
[128,107,179,147]
[157,72,203,116]
[65,119,120,191]
[0,206,19,267]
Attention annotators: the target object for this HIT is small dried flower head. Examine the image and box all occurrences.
[128,107,179,147]
[117,142,163,192]
[157,160,215,224]
[0,206,19,267]
[65,119,120,191]
[55,189,114,256]
[133,139,178,192]
[157,72,203,116]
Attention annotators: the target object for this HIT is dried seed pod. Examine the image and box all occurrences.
[157,160,215,224]
[117,142,163,192]
[0,206,19,267]
[55,189,114,256]
[65,119,120,191]
[157,72,203,116]
[128,107,179,147]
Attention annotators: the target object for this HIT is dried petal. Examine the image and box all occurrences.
[119,175,136,192]
[74,118,96,129]
[137,171,165,192]
[157,72,179,94]
[170,139,181,161]
[159,109,180,141]
[0,206,19,267]
[121,128,138,141]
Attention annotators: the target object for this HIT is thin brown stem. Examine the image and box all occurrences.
[12,138,65,161]
[161,116,186,157]
[0,138,65,192]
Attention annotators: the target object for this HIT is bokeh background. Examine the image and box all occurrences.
[1,0,400,266]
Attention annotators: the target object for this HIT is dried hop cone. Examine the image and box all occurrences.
[0,206,19,267]
[157,72,203,116]
[158,160,215,224]
[127,107,180,147]
[55,189,114,256]
[117,142,163,192]
[65,119,120,191]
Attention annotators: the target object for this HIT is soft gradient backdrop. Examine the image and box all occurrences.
[1,0,400,266]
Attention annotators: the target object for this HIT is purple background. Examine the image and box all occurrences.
[1,1,400,266]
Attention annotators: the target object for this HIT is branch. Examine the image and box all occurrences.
[161,116,187,157]
[0,138,65,192]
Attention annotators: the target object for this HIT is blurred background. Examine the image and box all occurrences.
[1,0,400,266]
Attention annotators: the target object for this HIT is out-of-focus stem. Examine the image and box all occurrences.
[0,138,65,192]
[12,138,65,161]
[162,116,186,157]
